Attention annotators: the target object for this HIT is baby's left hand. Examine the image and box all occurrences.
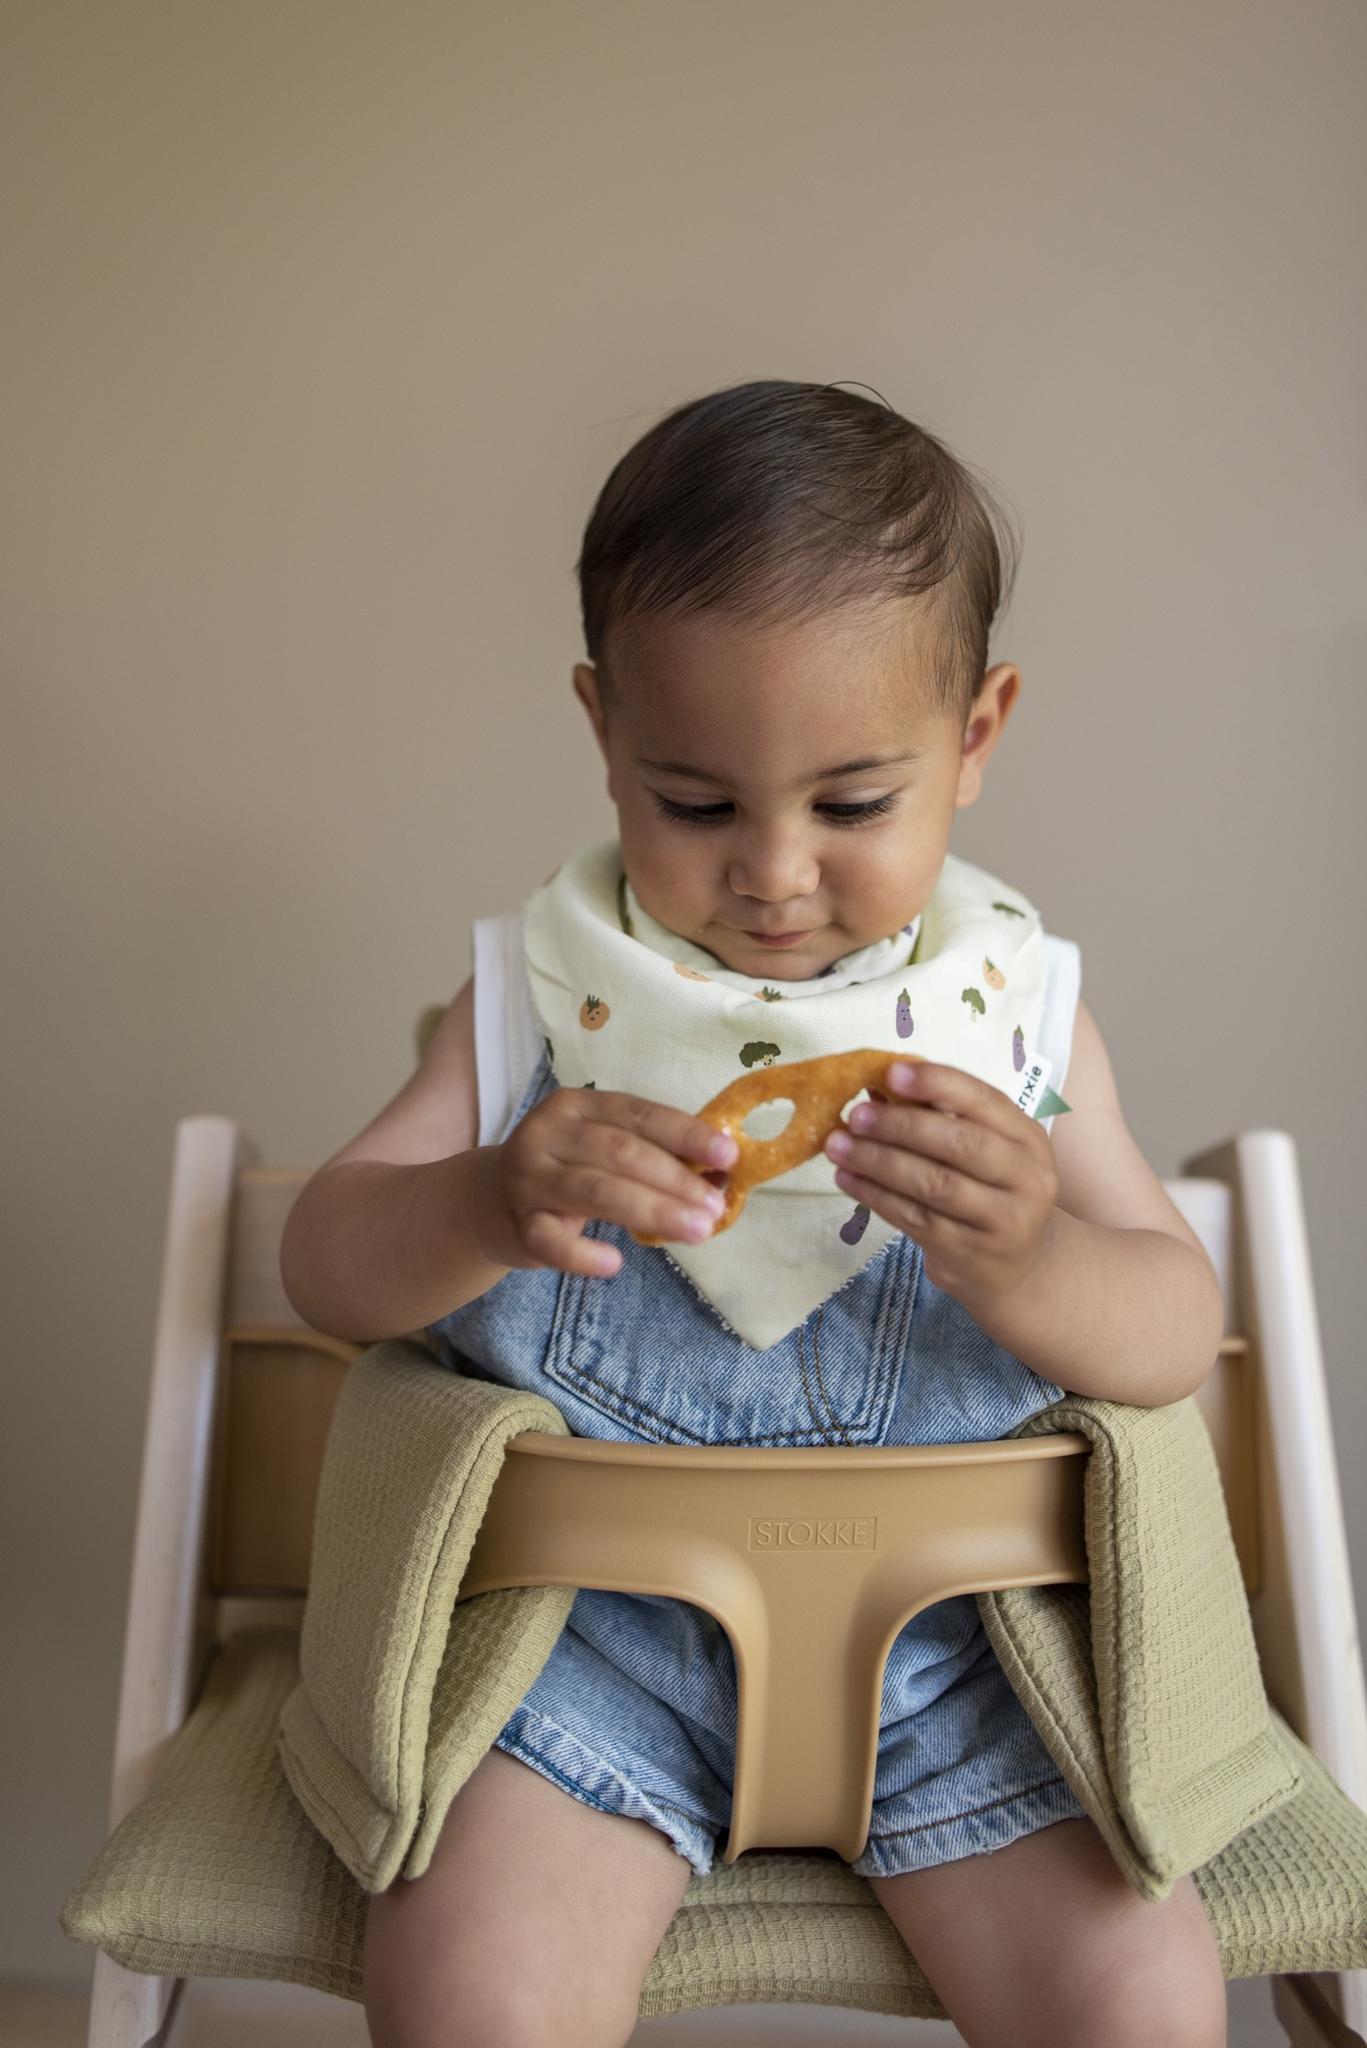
[824,1059,1058,1311]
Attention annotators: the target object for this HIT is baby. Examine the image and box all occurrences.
[281,379,1229,2048]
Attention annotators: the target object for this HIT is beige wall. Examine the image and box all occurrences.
[5,0,1364,1990]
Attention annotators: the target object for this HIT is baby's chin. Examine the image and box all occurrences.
[702,926,847,979]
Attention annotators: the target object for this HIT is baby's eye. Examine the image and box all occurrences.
[651,794,899,828]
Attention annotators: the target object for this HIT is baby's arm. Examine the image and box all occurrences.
[977,997,1224,1403]
[280,977,739,1342]
[280,976,514,1340]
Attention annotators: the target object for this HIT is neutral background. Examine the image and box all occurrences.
[4,0,1364,2031]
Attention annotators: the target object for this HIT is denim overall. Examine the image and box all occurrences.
[425,1047,1087,1879]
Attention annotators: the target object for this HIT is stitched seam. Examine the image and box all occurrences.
[547,1265,890,1447]
[796,1306,842,1445]
[498,1732,719,1832]
[865,1773,1069,1842]
[809,1303,855,1444]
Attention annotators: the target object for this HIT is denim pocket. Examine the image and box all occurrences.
[541,1219,922,1447]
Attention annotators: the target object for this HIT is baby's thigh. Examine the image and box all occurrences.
[363,1746,694,2048]
[867,1815,1227,2048]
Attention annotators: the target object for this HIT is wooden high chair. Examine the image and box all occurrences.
[62,1011,1367,2046]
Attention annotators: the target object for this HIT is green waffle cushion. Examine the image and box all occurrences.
[60,1625,1367,2020]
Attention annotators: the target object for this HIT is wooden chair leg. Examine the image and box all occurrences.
[88,1956,183,2048]
[1272,1973,1365,2047]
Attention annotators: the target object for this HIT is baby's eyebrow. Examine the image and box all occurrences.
[636,752,921,789]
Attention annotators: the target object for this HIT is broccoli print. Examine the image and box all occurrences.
[983,957,1006,990]
[895,988,914,1038]
[839,1203,871,1245]
[961,987,986,1019]
[992,900,1026,918]
[581,1080,597,1089]
[580,995,610,1030]
[740,1041,782,1068]
[1012,1025,1026,1072]
[543,1035,554,1063]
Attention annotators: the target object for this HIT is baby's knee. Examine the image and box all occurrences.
[365,1971,640,2048]
[1061,1924,1227,2048]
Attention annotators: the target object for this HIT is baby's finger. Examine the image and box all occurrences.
[834,1097,1019,1190]
[551,1162,723,1246]
[523,1210,623,1277]
[562,1111,731,1214]
[883,1058,1027,1138]
[586,1090,740,1175]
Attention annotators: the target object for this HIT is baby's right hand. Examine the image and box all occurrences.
[471,1087,740,1278]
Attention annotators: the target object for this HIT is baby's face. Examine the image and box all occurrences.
[574,600,1013,981]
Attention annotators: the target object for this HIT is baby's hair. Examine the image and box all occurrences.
[575,378,1021,726]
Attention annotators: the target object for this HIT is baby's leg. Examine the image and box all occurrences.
[867,1814,1227,2048]
[363,1746,694,2048]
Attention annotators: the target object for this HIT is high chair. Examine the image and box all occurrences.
[61,1007,1367,2046]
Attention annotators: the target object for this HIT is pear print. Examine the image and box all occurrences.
[753,986,785,1002]
[673,962,711,982]
[740,1040,782,1068]
[961,987,986,1019]
[983,957,1006,991]
[580,995,610,1030]
[839,1203,871,1245]
[895,987,914,1038]
[1012,1025,1026,1072]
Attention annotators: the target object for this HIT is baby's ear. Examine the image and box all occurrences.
[572,663,610,756]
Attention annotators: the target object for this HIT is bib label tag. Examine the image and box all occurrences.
[1016,1055,1054,1118]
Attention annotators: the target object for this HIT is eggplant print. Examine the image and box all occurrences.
[839,1203,871,1245]
[895,987,914,1038]
[1012,1025,1026,1072]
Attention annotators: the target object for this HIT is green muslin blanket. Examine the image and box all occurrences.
[275,1338,1303,1901]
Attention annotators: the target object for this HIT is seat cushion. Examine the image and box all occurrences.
[61,1627,1367,2020]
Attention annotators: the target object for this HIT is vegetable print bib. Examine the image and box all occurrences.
[522,838,1059,1351]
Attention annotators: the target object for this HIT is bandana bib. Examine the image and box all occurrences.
[523,838,1057,1351]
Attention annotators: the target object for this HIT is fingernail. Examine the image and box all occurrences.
[701,1184,727,1212]
[849,1103,874,1132]
[709,1133,738,1165]
[889,1062,918,1092]
[826,1130,854,1158]
[685,1210,715,1239]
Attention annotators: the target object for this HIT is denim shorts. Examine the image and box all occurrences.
[491,1586,1085,1879]
[429,1049,1087,1880]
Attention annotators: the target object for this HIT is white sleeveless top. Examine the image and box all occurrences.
[470,913,1081,1151]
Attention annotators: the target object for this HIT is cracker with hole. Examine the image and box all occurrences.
[631,1047,926,1244]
